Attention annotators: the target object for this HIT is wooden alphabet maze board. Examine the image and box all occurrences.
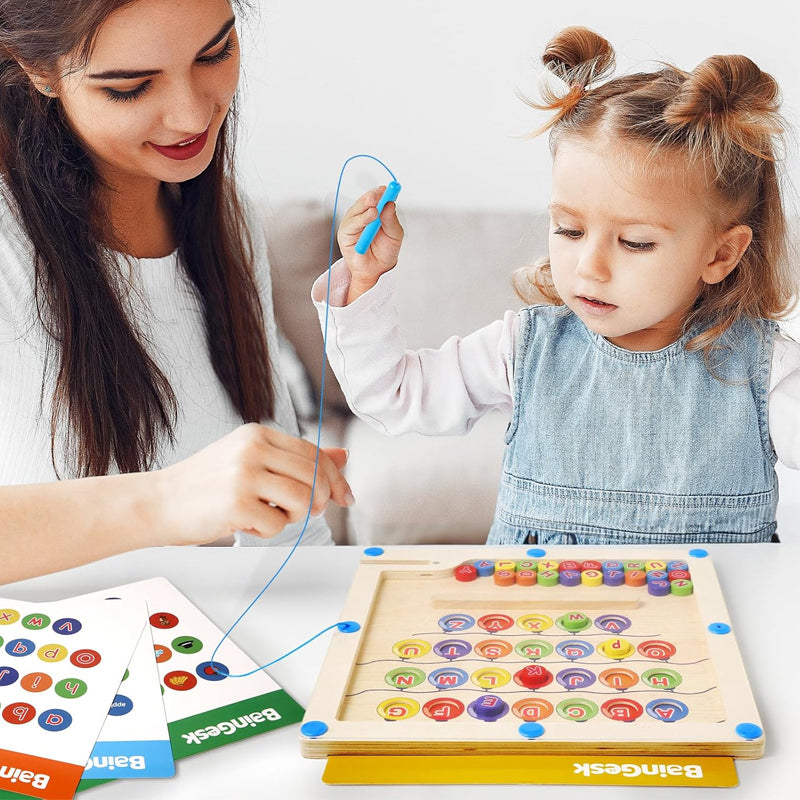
[300,547,764,761]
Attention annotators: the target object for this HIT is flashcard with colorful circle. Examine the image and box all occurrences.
[81,576,305,770]
[163,670,198,692]
[149,612,179,630]
[0,592,146,800]
[171,635,203,655]
[196,660,230,681]
[79,614,175,786]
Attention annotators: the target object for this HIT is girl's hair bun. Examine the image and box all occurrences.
[541,26,615,92]
[665,55,784,160]
[533,26,615,125]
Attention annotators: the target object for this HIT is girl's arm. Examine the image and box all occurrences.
[769,334,800,469]
[0,424,352,584]
[337,187,405,304]
[312,261,516,436]
[313,189,516,435]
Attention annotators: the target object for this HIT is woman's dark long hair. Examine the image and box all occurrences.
[0,0,274,476]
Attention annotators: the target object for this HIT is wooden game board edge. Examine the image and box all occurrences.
[302,563,389,723]
[300,737,762,759]
[682,553,764,744]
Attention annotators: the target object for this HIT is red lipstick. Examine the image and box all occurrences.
[148,128,209,161]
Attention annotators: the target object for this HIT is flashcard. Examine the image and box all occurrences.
[78,619,174,789]
[0,595,145,800]
[99,578,304,761]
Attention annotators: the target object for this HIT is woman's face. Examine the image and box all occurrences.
[50,0,240,194]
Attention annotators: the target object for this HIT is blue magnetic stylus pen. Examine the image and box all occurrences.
[354,181,402,254]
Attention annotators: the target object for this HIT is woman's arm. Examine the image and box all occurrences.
[0,423,352,584]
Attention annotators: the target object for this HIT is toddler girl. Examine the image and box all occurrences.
[313,26,799,545]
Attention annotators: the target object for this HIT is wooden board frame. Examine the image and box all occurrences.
[300,547,763,759]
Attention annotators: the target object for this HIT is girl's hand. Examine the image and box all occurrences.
[338,186,404,303]
[153,423,353,545]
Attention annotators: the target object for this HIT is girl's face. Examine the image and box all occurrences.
[50,0,239,196]
[548,137,744,351]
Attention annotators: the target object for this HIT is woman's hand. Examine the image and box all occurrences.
[153,423,353,545]
[337,186,404,303]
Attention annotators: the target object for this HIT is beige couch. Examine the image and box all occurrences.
[264,201,800,545]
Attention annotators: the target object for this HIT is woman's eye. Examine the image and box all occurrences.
[197,36,236,65]
[102,36,235,103]
[621,238,656,251]
[553,227,582,239]
[104,81,152,103]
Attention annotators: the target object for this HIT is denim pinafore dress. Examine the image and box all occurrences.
[487,306,778,545]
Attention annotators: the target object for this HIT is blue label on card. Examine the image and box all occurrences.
[82,740,175,778]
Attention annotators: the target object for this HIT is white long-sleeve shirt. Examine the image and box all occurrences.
[0,191,331,546]
[312,261,800,469]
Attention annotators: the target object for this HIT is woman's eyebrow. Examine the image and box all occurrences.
[86,15,236,80]
[197,15,237,56]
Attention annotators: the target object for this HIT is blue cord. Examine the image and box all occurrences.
[211,623,342,678]
[209,154,397,677]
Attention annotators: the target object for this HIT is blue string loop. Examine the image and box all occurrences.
[209,155,397,676]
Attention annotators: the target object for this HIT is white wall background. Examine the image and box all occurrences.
[236,0,800,518]
[237,0,799,215]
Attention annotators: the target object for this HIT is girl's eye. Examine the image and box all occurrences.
[621,238,656,252]
[104,81,152,103]
[553,226,582,239]
[197,36,236,65]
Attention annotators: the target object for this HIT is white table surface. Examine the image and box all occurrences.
[1,544,796,799]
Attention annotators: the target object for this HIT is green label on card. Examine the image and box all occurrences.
[167,689,304,760]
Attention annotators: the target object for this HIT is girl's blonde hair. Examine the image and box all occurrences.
[514,26,796,353]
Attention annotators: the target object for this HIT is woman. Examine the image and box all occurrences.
[0,0,352,583]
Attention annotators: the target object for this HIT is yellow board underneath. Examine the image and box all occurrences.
[323,754,738,787]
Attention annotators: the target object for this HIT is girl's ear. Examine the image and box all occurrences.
[701,224,752,285]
